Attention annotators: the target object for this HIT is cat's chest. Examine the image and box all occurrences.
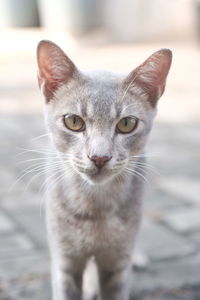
[66,211,130,252]
[52,199,132,254]
[49,185,139,253]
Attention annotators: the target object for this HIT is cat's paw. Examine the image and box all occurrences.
[131,249,149,270]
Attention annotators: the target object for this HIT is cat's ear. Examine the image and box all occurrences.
[125,49,172,106]
[37,40,77,101]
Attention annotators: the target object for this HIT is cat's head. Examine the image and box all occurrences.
[37,40,172,185]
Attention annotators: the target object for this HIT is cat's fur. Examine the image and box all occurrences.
[37,40,172,300]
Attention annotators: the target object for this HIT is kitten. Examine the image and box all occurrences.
[37,40,172,300]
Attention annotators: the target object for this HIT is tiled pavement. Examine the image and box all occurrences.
[0,32,200,299]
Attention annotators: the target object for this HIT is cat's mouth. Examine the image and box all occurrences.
[72,162,117,184]
[82,169,116,185]
[70,157,128,185]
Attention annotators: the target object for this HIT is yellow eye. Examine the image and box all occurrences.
[116,117,138,134]
[64,115,85,132]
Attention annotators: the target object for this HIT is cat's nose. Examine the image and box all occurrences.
[89,155,112,169]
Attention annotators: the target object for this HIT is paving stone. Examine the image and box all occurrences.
[132,287,200,300]
[189,231,200,247]
[158,177,200,205]
[0,233,34,258]
[160,207,200,234]
[144,188,189,212]
[1,191,41,211]
[0,253,49,281]
[137,219,195,262]
[0,292,9,300]
[0,169,22,194]
[0,212,16,233]
[0,255,50,300]
[12,210,47,249]
[132,253,200,298]
[148,127,200,178]
[6,275,51,300]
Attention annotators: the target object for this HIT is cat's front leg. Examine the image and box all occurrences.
[51,254,86,300]
[98,262,131,300]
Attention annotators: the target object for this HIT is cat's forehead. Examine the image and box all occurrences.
[82,70,121,118]
[51,69,150,120]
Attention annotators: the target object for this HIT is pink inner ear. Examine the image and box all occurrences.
[37,40,76,101]
[37,73,43,89]
[37,61,61,101]
[127,49,172,105]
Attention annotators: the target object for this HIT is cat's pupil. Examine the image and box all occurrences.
[124,118,128,127]
[73,117,77,125]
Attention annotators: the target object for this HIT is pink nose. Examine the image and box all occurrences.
[89,155,112,168]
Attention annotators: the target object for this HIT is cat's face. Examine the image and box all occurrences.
[37,41,172,185]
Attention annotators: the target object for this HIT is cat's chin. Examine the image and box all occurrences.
[80,171,115,186]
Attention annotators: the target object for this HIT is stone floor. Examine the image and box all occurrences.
[0,30,200,299]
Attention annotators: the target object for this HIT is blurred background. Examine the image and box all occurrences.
[0,0,200,299]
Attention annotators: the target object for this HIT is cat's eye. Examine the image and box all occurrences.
[64,115,85,132]
[116,116,138,134]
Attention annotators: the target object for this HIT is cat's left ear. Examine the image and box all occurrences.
[124,49,172,106]
[37,40,78,102]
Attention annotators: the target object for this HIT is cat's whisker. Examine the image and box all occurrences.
[129,161,158,171]
[15,146,69,158]
[21,160,64,174]
[10,168,39,191]
[22,164,60,178]
[24,163,73,204]
[15,149,57,158]
[40,165,73,197]
[23,168,54,195]
[12,160,64,192]
[46,170,67,193]
[132,165,156,180]
[115,172,124,186]
[39,168,64,194]
[114,160,128,168]
[39,169,66,217]
[72,159,86,165]
[22,163,64,193]
[124,167,150,185]
[121,103,138,114]
[72,161,87,169]
[129,159,161,176]
[124,169,150,185]
[17,157,65,165]
[31,133,51,141]
[129,152,160,158]
[119,75,138,103]
[130,164,149,174]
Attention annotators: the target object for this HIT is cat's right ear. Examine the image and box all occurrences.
[37,40,77,102]
[124,49,172,106]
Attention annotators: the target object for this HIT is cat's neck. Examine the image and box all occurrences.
[47,159,143,219]
[64,166,129,197]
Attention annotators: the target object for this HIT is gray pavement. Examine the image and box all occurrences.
[0,33,200,299]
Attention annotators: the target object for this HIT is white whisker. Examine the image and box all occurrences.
[31,133,51,141]
[119,74,138,103]
[129,152,160,159]
[39,169,66,216]
[21,160,63,173]
[129,161,160,175]
[124,167,150,185]
[22,163,64,194]
[17,157,61,165]
[15,147,58,157]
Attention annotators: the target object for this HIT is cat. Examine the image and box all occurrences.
[37,40,172,300]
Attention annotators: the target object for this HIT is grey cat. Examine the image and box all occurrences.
[37,40,172,300]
